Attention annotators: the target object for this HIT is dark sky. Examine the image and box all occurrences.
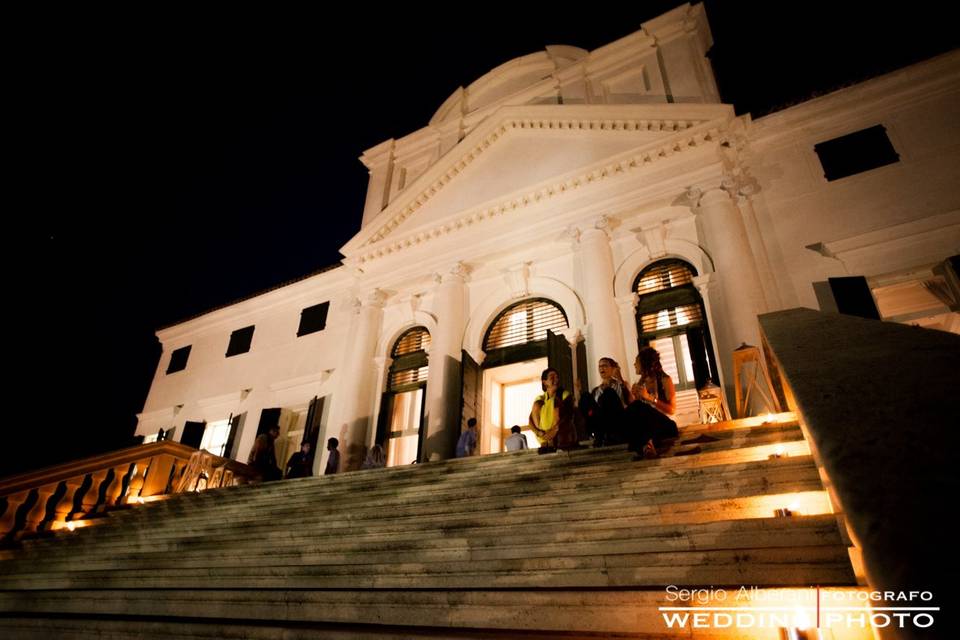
[8,2,957,477]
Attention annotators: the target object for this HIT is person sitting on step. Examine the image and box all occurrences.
[579,357,632,447]
[529,368,578,453]
[504,425,529,451]
[625,347,681,459]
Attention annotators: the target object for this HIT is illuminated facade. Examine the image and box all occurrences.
[135,3,960,474]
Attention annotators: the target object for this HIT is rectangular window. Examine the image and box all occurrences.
[166,345,191,374]
[225,325,255,357]
[814,125,899,182]
[199,419,232,457]
[297,302,329,337]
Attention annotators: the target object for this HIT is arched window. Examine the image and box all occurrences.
[377,326,431,467]
[388,326,431,391]
[633,260,717,392]
[482,298,568,367]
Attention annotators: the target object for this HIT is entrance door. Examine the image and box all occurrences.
[482,358,545,453]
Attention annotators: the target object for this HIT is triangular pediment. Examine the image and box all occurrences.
[342,104,733,258]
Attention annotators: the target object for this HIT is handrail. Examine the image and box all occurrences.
[0,441,258,542]
[0,441,195,495]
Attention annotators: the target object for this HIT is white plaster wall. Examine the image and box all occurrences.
[748,52,960,310]
[137,269,353,463]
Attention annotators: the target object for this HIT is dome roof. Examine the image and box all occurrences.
[430,45,587,125]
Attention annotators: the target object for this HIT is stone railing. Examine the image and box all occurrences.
[0,441,257,542]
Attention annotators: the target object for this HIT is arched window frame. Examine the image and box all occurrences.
[481,298,569,367]
[387,326,431,392]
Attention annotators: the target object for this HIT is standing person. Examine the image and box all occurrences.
[247,424,282,481]
[455,418,478,458]
[324,437,340,475]
[626,347,680,458]
[579,357,632,447]
[529,368,578,453]
[284,441,313,479]
[362,443,386,469]
[504,425,529,451]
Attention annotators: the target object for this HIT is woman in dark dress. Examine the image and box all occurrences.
[626,347,679,458]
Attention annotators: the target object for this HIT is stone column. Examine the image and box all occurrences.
[421,263,468,462]
[335,289,387,471]
[736,188,782,309]
[575,216,627,389]
[616,292,640,371]
[690,185,767,400]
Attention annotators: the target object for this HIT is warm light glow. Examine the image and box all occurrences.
[739,411,797,427]
[656,309,671,330]
[53,519,94,532]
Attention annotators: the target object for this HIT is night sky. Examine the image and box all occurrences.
[9,2,956,477]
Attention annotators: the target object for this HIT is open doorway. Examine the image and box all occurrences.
[481,358,545,453]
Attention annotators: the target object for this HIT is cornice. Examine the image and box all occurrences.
[342,105,733,266]
[157,265,352,344]
[751,50,960,149]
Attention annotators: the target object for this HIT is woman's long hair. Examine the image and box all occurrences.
[637,346,664,379]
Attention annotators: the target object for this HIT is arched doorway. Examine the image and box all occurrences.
[633,259,719,424]
[376,326,430,466]
[464,298,576,453]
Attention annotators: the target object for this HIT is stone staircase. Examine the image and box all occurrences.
[0,416,859,638]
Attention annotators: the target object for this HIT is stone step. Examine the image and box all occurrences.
[0,585,866,638]
[0,543,854,590]
[17,456,821,552]
[139,423,802,509]
[109,422,799,515]
[5,490,833,573]
[63,443,812,540]
[1,515,843,575]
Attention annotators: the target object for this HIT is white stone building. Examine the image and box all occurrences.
[135,4,960,475]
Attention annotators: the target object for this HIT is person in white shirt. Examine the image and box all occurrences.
[504,425,528,451]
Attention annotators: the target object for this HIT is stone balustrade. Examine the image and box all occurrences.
[0,441,257,542]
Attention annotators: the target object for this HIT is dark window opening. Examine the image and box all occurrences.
[297,302,329,337]
[225,325,255,357]
[814,125,899,182]
[166,345,191,374]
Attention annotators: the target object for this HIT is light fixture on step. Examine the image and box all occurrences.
[732,343,782,418]
[775,501,801,518]
[769,445,787,460]
[697,380,728,424]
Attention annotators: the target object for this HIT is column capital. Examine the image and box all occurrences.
[566,215,614,246]
[692,273,715,295]
[559,327,582,347]
[354,288,388,310]
[433,261,470,285]
[685,186,736,213]
[615,292,639,312]
[581,215,612,241]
